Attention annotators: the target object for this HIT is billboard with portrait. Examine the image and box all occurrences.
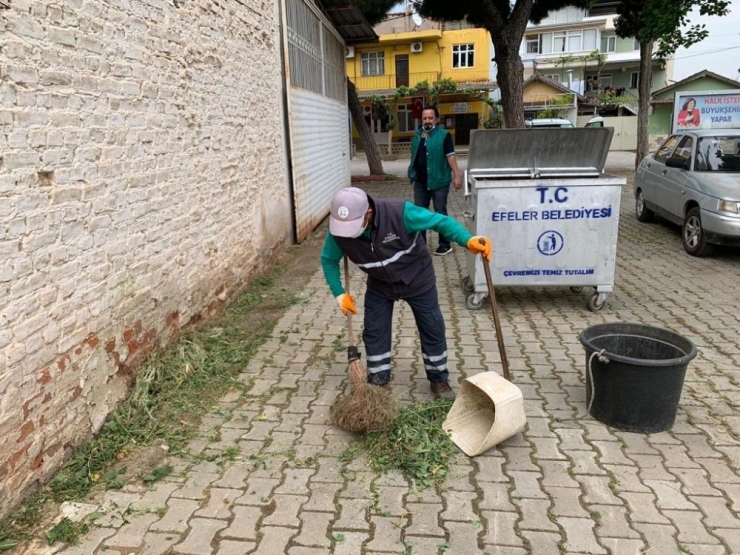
[672,90,740,133]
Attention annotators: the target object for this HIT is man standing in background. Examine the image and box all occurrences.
[408,105,463,256]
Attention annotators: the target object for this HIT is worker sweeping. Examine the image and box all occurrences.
[321,187,492,401]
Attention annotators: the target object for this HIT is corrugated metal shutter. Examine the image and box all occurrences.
[284,0,350,243]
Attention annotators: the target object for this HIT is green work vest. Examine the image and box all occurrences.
[407,126,452,191]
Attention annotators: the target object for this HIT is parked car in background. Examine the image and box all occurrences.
[634,129,740,256]
[525,116,604,128]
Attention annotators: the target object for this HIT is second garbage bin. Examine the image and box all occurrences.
[463,127,626,311]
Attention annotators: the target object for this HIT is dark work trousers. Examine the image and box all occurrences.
[362,285,449,385]
[413,181,451,249]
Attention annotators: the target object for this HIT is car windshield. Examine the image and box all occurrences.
[695,136,740,172]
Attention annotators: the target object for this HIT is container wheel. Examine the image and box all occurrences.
[465,293,485,311]
[461,276,474,295]
[570,286,583,293]
[588,293,606,312]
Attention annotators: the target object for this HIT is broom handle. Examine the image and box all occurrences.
[482,251,510,381]
[343,255,355,347]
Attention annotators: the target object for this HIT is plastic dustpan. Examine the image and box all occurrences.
[444,247,526,456]
[443,370,526,456]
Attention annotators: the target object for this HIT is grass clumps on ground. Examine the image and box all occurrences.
[342,399,457,490]
[0,262,305,550]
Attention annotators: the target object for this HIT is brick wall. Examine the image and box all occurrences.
[0,0,291,517]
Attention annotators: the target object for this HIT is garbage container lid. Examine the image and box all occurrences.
[467,127,614,178]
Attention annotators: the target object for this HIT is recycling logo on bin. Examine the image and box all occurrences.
[537,230,564,256]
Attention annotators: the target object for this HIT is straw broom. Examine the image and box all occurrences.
[330,256,396,434]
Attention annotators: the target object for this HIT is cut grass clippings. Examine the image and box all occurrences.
[342,399,457,490]
[0,262,303,549]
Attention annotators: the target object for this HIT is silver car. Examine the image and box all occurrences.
[634,129,740,256]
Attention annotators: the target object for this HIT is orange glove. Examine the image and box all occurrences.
[336,293,357,316]
[467,236,492,262]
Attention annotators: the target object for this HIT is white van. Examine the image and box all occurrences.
[525,118,574,128]
[525,116,604,128]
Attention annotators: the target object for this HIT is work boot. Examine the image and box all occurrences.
[368,373,393,389]
[430,380,456,401]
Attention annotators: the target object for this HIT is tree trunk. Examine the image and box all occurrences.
[493,40,526,128]
[635,40,653,170]
[347,78,384,175]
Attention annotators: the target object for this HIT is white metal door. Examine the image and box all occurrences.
[283,0,350,242]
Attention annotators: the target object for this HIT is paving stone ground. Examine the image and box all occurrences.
[43,153,740,554]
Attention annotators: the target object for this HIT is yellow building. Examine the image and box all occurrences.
[347,26,495,151]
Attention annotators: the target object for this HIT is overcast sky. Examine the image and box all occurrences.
[672,1,740,82]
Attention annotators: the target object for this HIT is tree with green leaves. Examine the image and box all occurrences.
[615,0,730,168]
[350,0,398,175]
[416,0,592,128]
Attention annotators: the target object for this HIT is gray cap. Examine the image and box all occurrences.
[329,187,369,237]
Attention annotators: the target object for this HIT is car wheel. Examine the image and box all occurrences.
[682,207,715,257]
[635,189,654,223]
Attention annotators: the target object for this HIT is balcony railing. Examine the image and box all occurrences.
[523,92,576,109]
[351,72,441,92]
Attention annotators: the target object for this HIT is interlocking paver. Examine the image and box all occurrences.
[479,481,516,511]
[602,463,651,493]
[599,537,647,555]
[55,527,116,555]
[540,460,579,489]
[520,530,562,554]
[261,494,307,527]
[293,511,334,548]
[621,491,671,524]
[547,486,589,518]
[194,488,242,519]
[104,514,159,549]
[250,526,296,555]
[334,498,372,531]
[514,498,559,532]
[440,490,478,521]
[690,495,740,528]
[50,165,740,555]
[221,505,262,540]
[530,437,568,461]
[632,522,682,555]
[665,509,722,546]
[566,449,607,476]
[365,515,407,552]
[172,518,228,555]
[560,516,606,553]
[215,540,257,555]
[445,521,482,554]
[645,479,697,510]
[480,510,524,548]
[672,467,723,496]
[140,532,180,555]
[149,499,200,534]
[172,471,221,500]
[405,502,444,537]
[591,504,640,539]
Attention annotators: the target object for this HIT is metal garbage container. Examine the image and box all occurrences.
[462,127,626,312]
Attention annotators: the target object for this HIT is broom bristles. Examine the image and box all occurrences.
[348,360,366,400]
[330,385,397,433]
[331,358,397,433]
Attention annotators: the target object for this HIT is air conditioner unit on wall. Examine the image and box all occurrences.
[410,42,423,53]
[346,46,355,58]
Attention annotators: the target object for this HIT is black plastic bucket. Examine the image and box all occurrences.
[579,322,697,433]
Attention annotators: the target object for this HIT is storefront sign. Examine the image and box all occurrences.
[450,102,471,113]
[672,90,740,132]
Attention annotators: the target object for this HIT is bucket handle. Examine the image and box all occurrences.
[587,349,609,415]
